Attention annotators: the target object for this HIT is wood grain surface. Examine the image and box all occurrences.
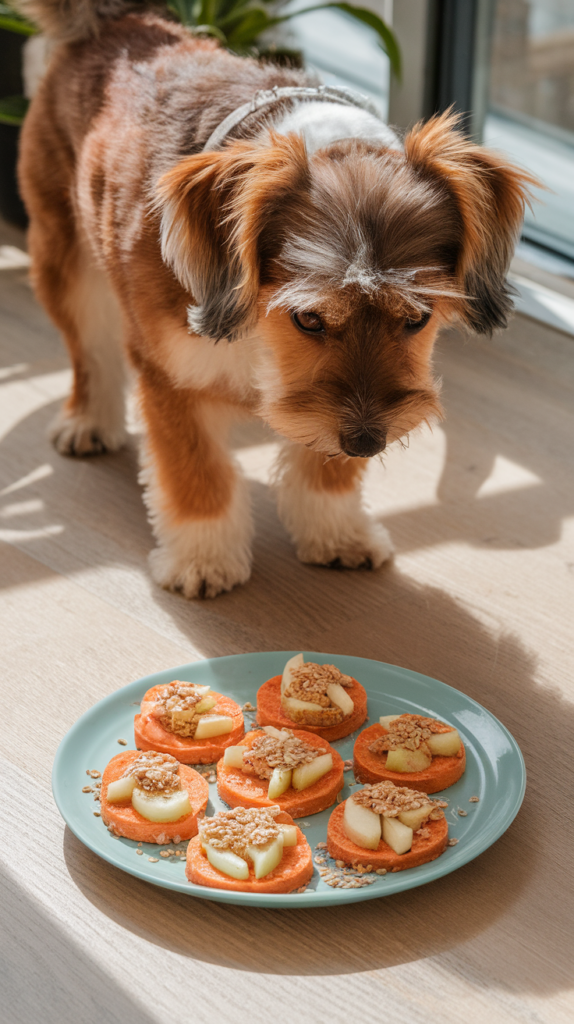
[1,218,573,1024]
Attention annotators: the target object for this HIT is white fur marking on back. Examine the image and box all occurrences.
[274,101,400,154]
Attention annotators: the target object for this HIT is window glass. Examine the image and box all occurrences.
[484,0,574,258]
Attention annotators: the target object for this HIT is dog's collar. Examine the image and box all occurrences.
[202,84,382,151]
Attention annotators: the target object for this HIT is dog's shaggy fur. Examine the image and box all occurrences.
[17,0,535,596]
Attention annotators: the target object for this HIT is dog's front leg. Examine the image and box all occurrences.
[275,443,394,569]
[138,376,253,598]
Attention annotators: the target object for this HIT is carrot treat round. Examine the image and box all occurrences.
[217,726,344,817]
[256,654,367,742]
[327,781,449,872]
[353,714,466,793]
[186,805,313,893]
[100,750,209,843]
[134,680,244,764]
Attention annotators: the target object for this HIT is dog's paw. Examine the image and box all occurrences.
[296,521,394,570]
[49,410,127,457]
[149,541,252,599]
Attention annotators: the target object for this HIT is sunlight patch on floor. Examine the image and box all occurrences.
[476,455,543,498]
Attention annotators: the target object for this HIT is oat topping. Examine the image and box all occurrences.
[152,682,213,737]
[369,714,448,755]
[352,781,444,819]
[242,730,320,779]
[199,806,282,859]
[285,663,353,708]
[121,752,180,793]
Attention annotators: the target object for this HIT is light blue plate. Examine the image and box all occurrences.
[52,651,526,908]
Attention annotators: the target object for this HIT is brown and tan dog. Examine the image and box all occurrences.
[18,0,534,596]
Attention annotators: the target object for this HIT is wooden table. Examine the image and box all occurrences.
[1,217,573,1024]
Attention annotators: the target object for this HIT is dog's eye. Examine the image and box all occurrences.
[404,310,432,333]
[291,311,325,335]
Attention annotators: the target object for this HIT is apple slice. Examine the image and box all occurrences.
[246,834,284,878]
[326,682,354,717]
[382,815,413,854]
[379,714,401,730]
[106,776,136,803]
[281,653,304,696]
[194,695,217,715]
[131,785,192,822]
[292,752,333,791]
[427,729,461,756]
[223,745,248,768]
[343,798,382,850]
[194,714,233,739]
[262,726,290,739]
[267,767,292,799]
[283,696,325,715]
[398,804,435,830]
[278,823,298,847]
[385,746,432,773]
[204,843,249,880]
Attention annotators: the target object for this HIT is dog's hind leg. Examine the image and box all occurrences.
[274,443,394,569]
[27,207,127,456]
[138,374,253,599]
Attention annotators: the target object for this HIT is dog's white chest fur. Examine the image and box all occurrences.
[274,100,400,153]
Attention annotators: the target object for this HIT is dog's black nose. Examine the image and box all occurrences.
[340,429,386,458]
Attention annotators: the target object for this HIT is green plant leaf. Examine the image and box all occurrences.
[288,3,401,78]
[225,6,276,46]
[0,3,38,33]
[0,94,29,125]
[192,21,228,41]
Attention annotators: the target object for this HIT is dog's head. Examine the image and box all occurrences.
[156,111,534,457]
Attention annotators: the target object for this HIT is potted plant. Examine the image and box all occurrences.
[0,3,37,225]
[167,0,400,75]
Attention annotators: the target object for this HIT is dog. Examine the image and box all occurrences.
[17,0,535,597]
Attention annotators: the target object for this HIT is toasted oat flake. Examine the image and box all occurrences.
[447,838,459,847]
[136,848,143,855]
[469,796,480,803]
[121,752,181,794]
[199,806,282,859]
[88,770,101,778]
[148,857,159,862]
[316,841,327,849]
[93,811,101,817]
[117,738,127,746]
[242,730,320,779]
[82,786,93,793]
[352,781,445,819]
[457,809,468,817]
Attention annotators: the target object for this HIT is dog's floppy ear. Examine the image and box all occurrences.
[404,110,537,334]
[155,133,309,340]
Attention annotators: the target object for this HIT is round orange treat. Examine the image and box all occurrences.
[134,685,244,764]
[100,750,209,843]
[327,800,449,872]
[353,719,466,794]
[217,728,344,817]
[186,812,313,893]
[256,674,367,742]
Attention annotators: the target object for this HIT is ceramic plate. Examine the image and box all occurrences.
[52,651,525,908]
